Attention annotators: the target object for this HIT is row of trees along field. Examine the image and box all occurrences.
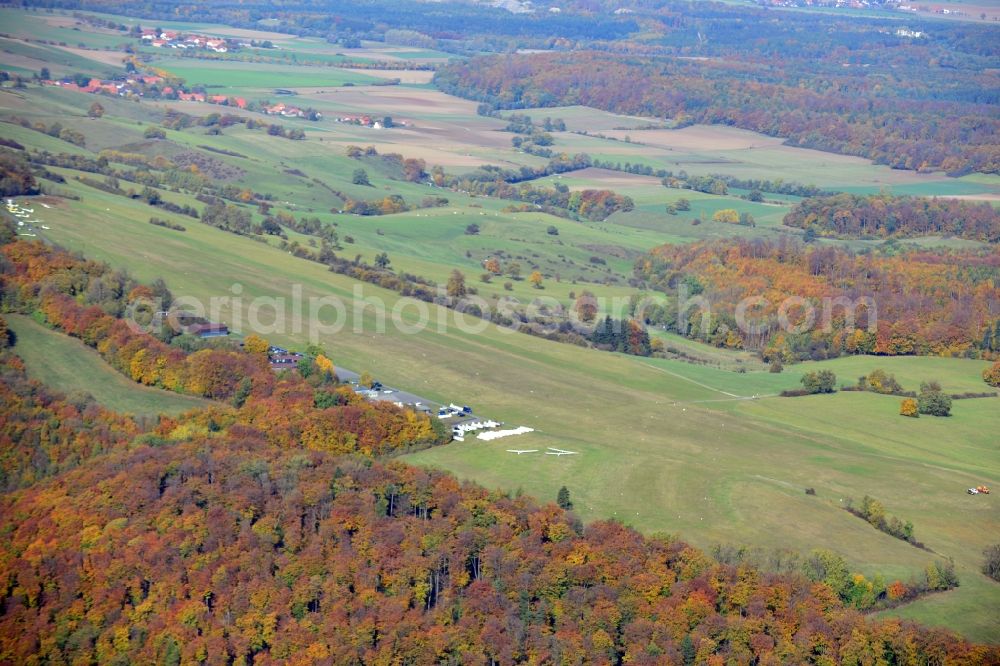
[0,315,996,662]
[783,193,1000,242]
[435,52,1000,175]
[0,240,448,488]
[633,238,1000,361]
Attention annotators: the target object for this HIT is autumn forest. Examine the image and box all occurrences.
[1,0,999,661]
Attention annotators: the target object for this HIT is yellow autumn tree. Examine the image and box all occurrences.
[315,353,335,377]
[900,398,919,417]
[712,209,740,224]
[243,334,269,355]
[529,271,544,289]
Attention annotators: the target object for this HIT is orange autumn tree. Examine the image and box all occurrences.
[984,361,1000,388]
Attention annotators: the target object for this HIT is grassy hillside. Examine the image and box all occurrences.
[2,11,999,641]
[6,315,211,416]
[28,183,1000,641]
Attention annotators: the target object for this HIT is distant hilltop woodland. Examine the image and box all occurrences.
[30,0,1000,176]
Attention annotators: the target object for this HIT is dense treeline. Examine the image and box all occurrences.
[20,0,638,48]
[345,147,633,221]
[634,238,1000,361]
[0,240,446,456]
[783,193,1000,242]
[590,314,652,356]
[1,414,996,663]
[162,107,305,140]
[0,345,140,491]
[0,148,39,196]
[436,52,1000,175]
[29,148,271,209]
[443,169,633,222]
[846,496,921,548]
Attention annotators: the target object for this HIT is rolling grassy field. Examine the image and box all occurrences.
[3,18,1000,641]
[149,58,384,95]
[23,181,1000,641]
[5,315,211,416]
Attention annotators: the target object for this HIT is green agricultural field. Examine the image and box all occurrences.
[149,58,383,94]
[513,104,670,132]
[548,124,1000,201]
[6,315,210,416]
[0,8,136,50]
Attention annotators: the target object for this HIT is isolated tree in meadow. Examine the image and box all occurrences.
[917,381,951,416]
[447,269,467,299]
[484,257,501,274]
[675,198,691,211]
[866,368,903,394]
[712,209,740,224]
[261,217,282,235]
[529,271,543,289]
[87,101,105,118]
[801,370,836,394]
[506,261,522,279]
[983,361,1000,387]
[557,486,573,510]
[899,398,919,417]
[547,225,559,235]
[480,272,492,283]
[983,544,1000,582]
[574,290,598,323]
[352,168,370,186]
[465,223,480,235]
[374,252,390,269]
[402,158,425,181]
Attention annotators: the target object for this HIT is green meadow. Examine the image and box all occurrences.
[150,58,383,94]
[5,315,210,416]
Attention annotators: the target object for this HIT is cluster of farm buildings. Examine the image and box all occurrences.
[139,29,234,52]
[261,102,320,119]
[44,74,249,108]
[334,115,409,129]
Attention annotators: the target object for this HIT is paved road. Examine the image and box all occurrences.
[335,365,485,429]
